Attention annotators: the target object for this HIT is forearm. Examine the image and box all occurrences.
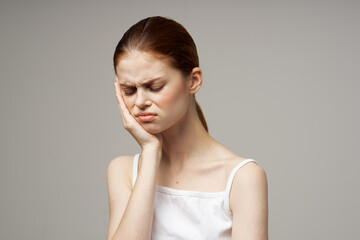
[112,148,161,240]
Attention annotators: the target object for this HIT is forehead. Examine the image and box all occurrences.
[116,51,175,84]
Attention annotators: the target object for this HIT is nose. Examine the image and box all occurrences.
[135,88,151,109]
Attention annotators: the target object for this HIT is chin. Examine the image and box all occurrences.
[141,124,164,135]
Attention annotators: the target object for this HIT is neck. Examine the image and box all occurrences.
[160,105,216,171]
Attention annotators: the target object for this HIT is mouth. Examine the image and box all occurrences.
[136,113,157,122]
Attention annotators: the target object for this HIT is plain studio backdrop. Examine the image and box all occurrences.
[0,0,359,239]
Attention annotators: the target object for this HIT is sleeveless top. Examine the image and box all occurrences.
[132,153,259,240]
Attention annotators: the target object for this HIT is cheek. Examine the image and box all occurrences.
[123,97,135,114]
[157,87,188,114]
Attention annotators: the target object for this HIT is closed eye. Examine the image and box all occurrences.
[122,86,164,96]
[149,86,164,92]
[123,88,136,96]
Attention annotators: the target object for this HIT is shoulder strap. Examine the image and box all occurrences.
[224,159,259,213]
[132,153,140,189]
[225,159,258,194]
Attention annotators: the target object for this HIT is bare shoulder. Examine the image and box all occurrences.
[229,157,268,211]
[107,155,134,191]
[235,157,266,180]
[106,155,135,240]
[228,157,268,239]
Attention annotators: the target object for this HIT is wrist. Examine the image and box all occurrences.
[139,146,162,170]
[142,144,162,153]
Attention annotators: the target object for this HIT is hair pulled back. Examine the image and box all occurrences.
[113,16,208,132]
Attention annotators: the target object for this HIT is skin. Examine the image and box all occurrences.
[108,50,268,239]
[115,51,218,171]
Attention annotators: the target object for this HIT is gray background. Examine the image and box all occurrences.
[1,0,359,239]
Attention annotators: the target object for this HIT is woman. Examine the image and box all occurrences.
[107,16,268,240]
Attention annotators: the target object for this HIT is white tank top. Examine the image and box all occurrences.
[132,153,259,240]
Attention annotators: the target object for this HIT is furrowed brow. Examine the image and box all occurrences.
[119,77,164,87]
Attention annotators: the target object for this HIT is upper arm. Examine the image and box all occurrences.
[106,156,133,240]
[230,162,268,240]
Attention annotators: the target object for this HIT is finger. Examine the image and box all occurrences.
[114,78,127,123]
[114,77,122,104]
[114,77,136,125]
[114,77,128,113]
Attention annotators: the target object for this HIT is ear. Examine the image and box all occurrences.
[188,67,202,95]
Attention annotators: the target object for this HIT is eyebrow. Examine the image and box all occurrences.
[119,77,164,87]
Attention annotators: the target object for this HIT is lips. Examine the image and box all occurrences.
[135,112,157,122]
[138,115,156,121]
[135,112,157,117]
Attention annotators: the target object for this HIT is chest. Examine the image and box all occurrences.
[156,159,239,192]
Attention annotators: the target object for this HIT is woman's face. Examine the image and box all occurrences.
[115,51,191,134]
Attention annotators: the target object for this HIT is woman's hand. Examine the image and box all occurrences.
[114,77,163,150]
